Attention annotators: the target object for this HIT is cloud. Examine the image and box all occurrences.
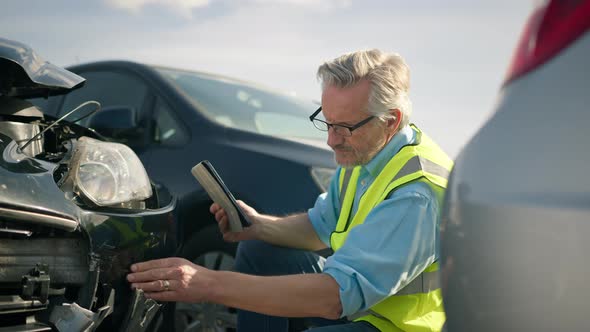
[104,0,351,19]
[250,0,352,10]
[104,0,210,18]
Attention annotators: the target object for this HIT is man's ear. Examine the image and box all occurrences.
[387,109,403,132]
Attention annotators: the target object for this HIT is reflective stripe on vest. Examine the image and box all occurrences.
[347,264,441,321]
[330,125,453,332]
[339,167,355,211]
[392,155,450,186]
[338,155,450,212]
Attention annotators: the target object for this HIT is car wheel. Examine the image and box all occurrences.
[173,225,238,332]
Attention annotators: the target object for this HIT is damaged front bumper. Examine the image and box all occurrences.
[0,197,177,332]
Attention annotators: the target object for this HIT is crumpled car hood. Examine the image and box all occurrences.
[0,38,85,98]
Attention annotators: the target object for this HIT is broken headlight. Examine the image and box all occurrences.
[67,137,152,206]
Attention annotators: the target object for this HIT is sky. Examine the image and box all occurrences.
[1,0,532,158]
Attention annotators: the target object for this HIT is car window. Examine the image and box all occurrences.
[58,70,149,127]
[153,98,189,146]
[155,67,326,142]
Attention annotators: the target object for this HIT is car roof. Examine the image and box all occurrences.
[67,60,300,99]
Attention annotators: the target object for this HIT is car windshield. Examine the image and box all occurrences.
[156,67,326,142]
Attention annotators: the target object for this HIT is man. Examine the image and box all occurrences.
[127,49,453,332]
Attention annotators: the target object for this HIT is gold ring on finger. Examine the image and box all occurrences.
[163,279,170,292]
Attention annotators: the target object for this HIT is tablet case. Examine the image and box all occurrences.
[191,160,251,232]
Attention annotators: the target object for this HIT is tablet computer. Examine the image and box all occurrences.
[191,160,251,232]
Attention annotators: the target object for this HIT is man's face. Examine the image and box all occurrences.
[321,80,390,167]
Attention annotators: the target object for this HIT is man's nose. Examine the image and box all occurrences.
[327,127,344,148]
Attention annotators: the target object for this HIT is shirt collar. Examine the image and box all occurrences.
[362,125,415,178]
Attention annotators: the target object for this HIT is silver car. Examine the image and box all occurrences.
[441,1,590,331]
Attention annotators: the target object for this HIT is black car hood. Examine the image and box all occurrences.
[0,134,79,231]
[281,136,331,151]
[0,38,85,98]
[224,130,336,169]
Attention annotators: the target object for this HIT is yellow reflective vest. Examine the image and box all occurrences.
[330,125,453,332]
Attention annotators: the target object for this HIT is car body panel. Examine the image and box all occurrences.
[441,22,590,332]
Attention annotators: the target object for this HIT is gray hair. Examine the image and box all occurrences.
[317,49,412,128]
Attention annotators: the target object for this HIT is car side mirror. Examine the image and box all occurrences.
[89,105,136,130]
[87,105,144,145]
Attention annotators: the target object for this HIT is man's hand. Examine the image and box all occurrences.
[127,257,213,302]
[211,201,326,251]
[127,258,342,319]
[210,200,260,242]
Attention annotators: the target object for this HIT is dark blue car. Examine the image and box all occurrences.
[30,61,336,331]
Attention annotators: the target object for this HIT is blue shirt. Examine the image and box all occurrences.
[308,125,440,317]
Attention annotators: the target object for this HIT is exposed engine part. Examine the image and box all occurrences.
[0,238,89,285]
[0,295,46,314]
[21,264,50,303]
[19,100,100,155]
[0,96,44,157]
[0,121,43,157]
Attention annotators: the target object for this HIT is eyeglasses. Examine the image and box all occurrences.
[309,106,375,137]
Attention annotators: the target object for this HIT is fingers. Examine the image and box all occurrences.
[130,257,187,273]
[210,203,229,220]
[215,210,228,225]
[131,278,179,293]
[127,266,183,284]
[209,202,221,214]
[210,203,229,223]
[211,202,257,241]
[132,279,182,302]
[210,203,231,234]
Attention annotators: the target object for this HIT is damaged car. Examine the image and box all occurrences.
[0,38,178,331]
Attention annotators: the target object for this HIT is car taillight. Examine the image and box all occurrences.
[504,0,590,84]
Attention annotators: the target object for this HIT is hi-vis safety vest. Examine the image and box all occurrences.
[330,125,453,332]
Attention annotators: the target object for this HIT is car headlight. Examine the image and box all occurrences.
[68,137,152,206]
[310,167,336,192]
